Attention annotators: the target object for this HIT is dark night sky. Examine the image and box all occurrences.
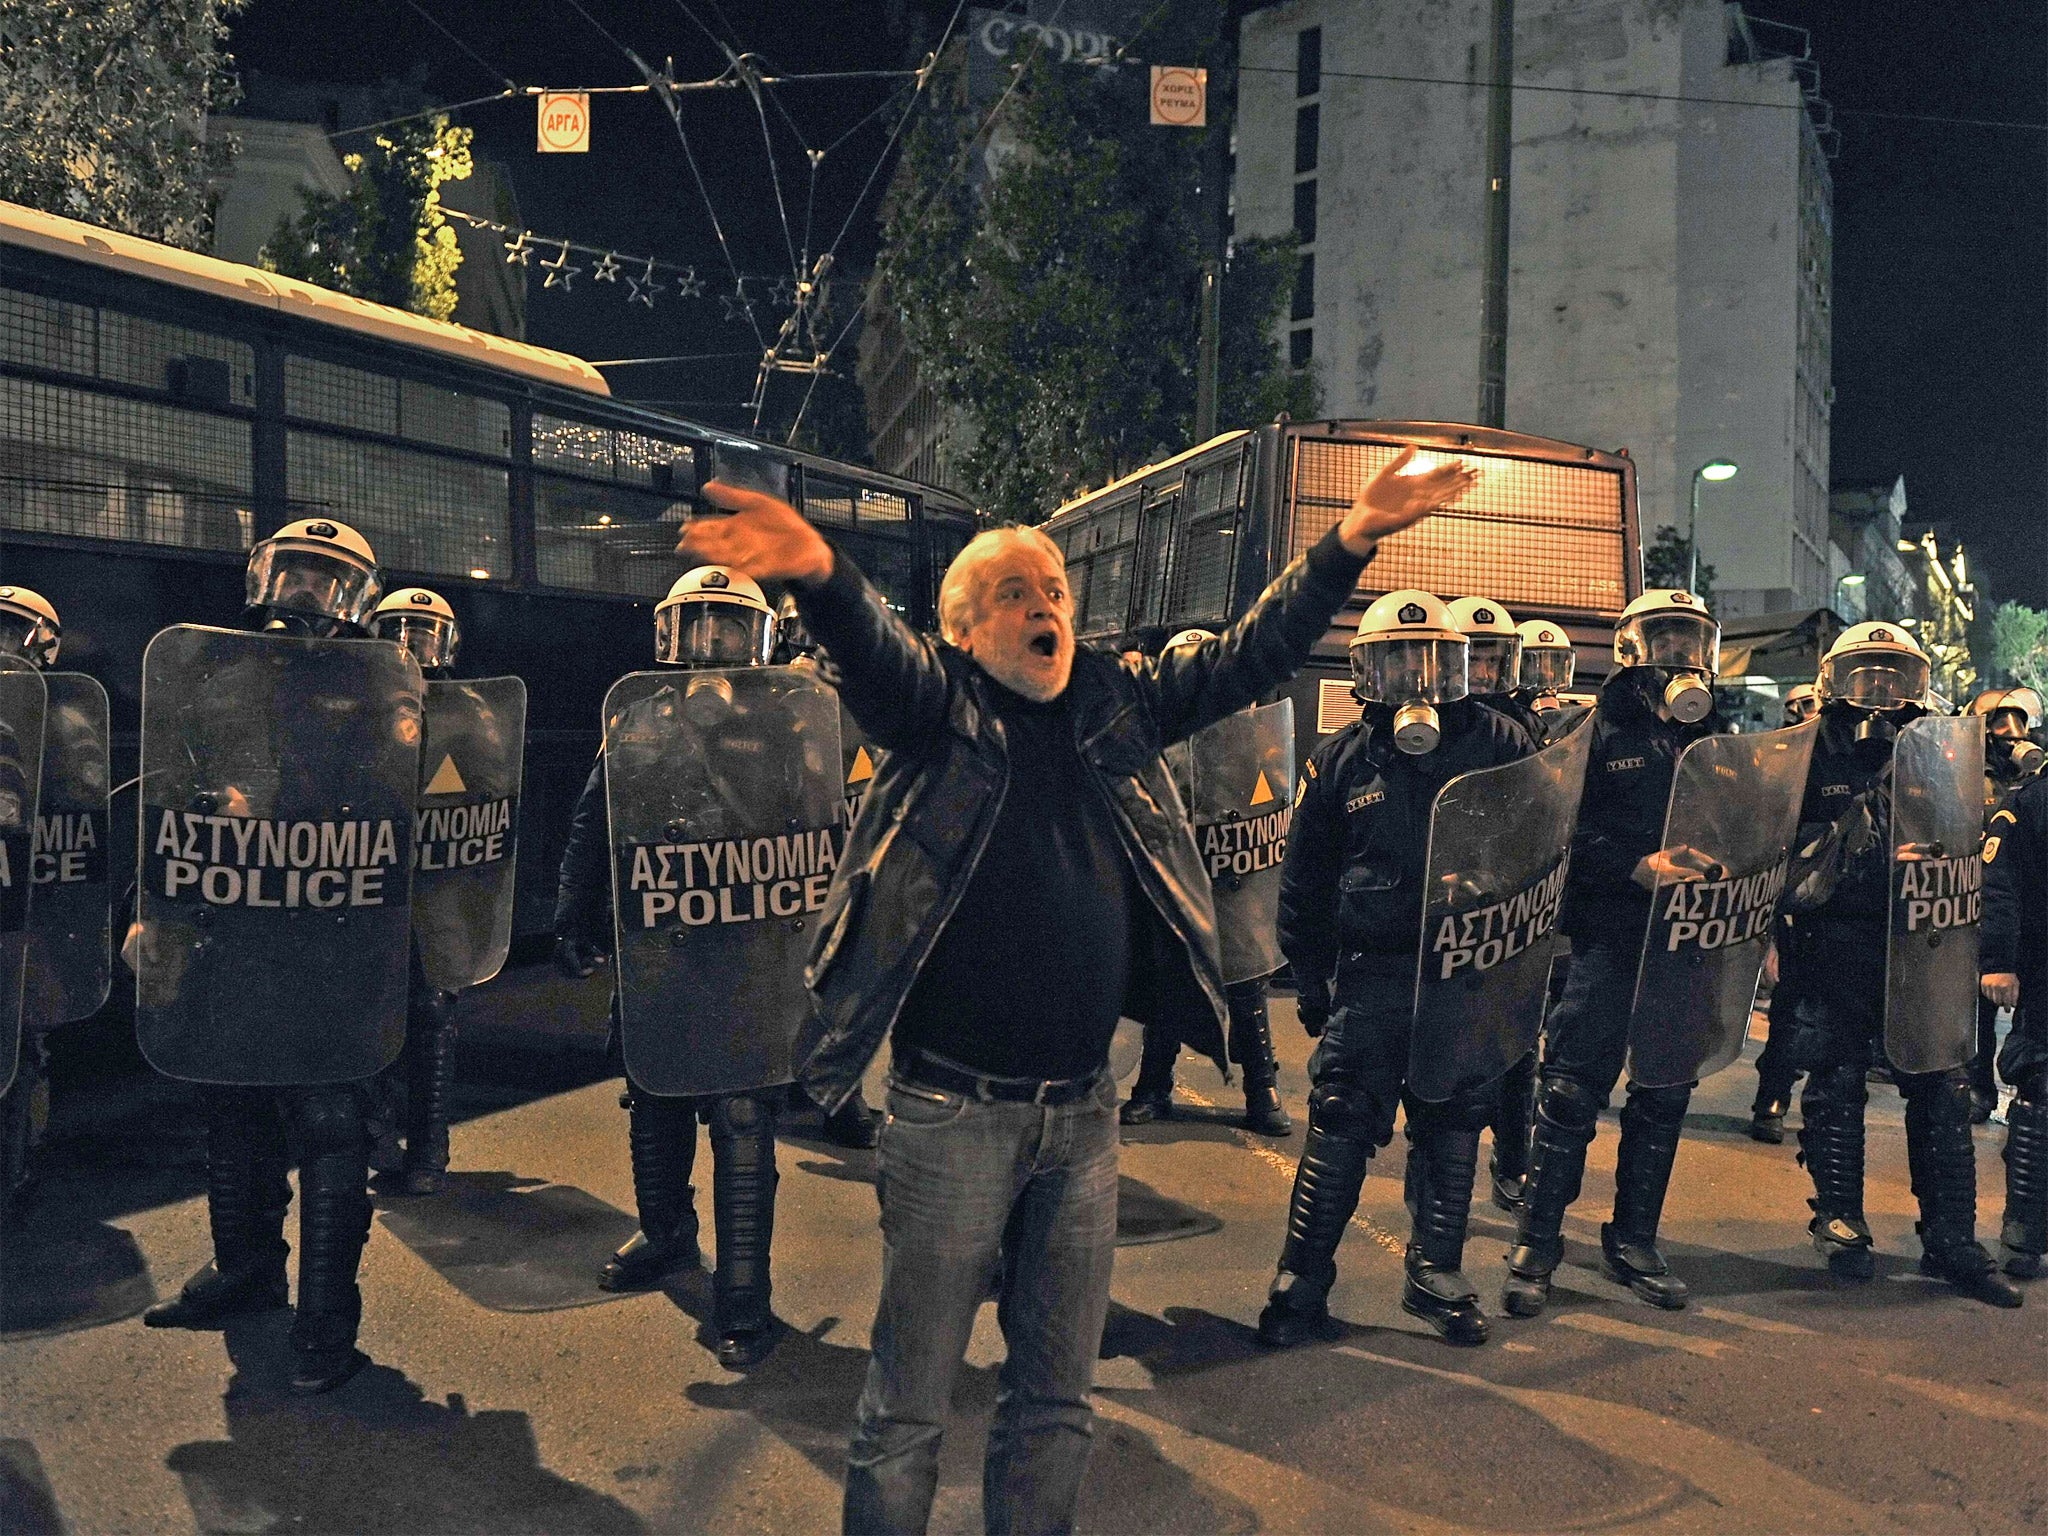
[225,0,2048,604]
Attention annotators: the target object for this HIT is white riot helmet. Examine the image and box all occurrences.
[1447,597,1519,696]
[1350,590,1468,754]
[0,586,61,668]
[1817,621,1930,712]
[246,518,381,627]
[1783,682,1821,725]
[1516,619,1574,697]
[655,566,777,668]
[1615,589,1719,724]
[1165,627,1217,652]
[1970,686,2043,734]
[371,587,460,672]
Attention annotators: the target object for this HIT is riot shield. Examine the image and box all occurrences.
[1175,701,1296,984]
[1625,719,1819,1090]
[0,663,48,1096]
[25,673,112,1025]
[412,676,525,991]
[839,697,878,827]
[136,626,423,1086]
[1885,713,1985,1074]
[1409,713,1592,1102]
[604,666,842,1098]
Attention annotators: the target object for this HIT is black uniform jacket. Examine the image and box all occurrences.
[554,754,611,945]
[1984,773,2047,994]
[788,528,1374,1110]
[1786,706,1899,930]
[1559,668,1729,941]
[1280,700,1532,1019]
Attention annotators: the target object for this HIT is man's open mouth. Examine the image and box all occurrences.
[1030,634,1058,658]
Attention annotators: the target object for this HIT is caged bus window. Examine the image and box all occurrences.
[286,432,511,580]
[805,476,920,614]
[0,286,256,408]
[286,355,509,457]
[0,374,253,550]
[1162,456,1245,625]
[533,475,690,598]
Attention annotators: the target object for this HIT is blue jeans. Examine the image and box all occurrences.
[843,1068,1121,1536]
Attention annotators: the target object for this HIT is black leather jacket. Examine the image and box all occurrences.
[1982,772,2044,988]
[790,529,1373,1110]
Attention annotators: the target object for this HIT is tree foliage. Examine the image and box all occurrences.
[0,0,245,250]
[879,18,1317,523]
[261,115,474,322]
[1990,600,2048,692]
[1642,525,1716,609]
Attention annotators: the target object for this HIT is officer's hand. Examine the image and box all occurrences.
[1981,973,2021,1009]
[1894,840,1941,863]
[1298,1002,1329,1038]
[553,935,608,979]
[1632,846,1717,888]
[677,482,835,587]
[120,919,142,975]
[1762,942,1780,989]
[1337,446,1482,555]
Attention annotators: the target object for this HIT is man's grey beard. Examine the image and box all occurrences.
[975,648,1072,703]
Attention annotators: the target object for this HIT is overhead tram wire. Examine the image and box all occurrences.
[399,0,521,91]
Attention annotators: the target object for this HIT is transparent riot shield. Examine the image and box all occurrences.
[412,677,525,991]
[1886,713,1985,1075]
[136,626,424,1086]
[1178,700,1296,984]
[1409,713,1592,1102]
[25,673,111,1026]
[1625,719,1820,1091]
[604,666,843,1098]
[0,662,48,1096]
[839,697,878,828]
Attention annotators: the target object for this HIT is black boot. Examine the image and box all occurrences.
[1796,1063,1874,1278]
[395,990,459,1195]
[1121,1022,1180,1125]
[1502,1077,1599,1318]
[1906,1070,2023,1308]
[1490,1052,1535,1210]
[2001,1094,2048,1279]
[601,1088,701,1291]
[1401,1118,1489,1345]
[145,1089,292,1329]
[709,1093,780,1367]
[1258,1092,1374,1348]
[1601,1084,1691,1309]
[821,1092,880,1150]
[0,1032,48,1228]
[1229,985,1292,1137]
[289,1089,373,1393]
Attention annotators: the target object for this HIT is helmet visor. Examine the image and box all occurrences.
[1465,634,1521,695]
[1519,646,1573,694]
[1783,692,1820,724]
[1820,652,1929,709]
[0,609,58,667]
[1350,638,1468,705]
[1616,611,1718,673]
[373,612,460,672]
[247,543,380,626]
[656,602,775,668]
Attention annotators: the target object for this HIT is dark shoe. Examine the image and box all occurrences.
[1920,1240,2024,1307]
[599,1228,701,1292]
[1120,1092,1173,1126]
[1489,1154,1525,1213]
[714,1322,780,1370]
[1402,1248,1488,1346]
[371,1164,446,1198]
[2003,1239,2043,1280]
[290,1345,369,1395]
[1750,1101,1788,1144]
[822,1096,880,1150]
[1601,1224,1689,1309]
[1810,1211,1875,1280]
[1228,990,1291,1137]
[1244,1086,1292,1138]
[142,1261,288,1329]
[1970,1090,1995,1126]
[1257,1269,1334,1348]
[1502,1240,1556,1318]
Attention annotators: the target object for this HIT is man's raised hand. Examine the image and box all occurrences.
[675,481,835,587]
[1337,444,1483,556]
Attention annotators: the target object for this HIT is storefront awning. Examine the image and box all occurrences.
[1717,609,1842,682]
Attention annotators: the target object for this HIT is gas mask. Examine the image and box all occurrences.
[1352,638,1467,756]
[1661,669,1714,725]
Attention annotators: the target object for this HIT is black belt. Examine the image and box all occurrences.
[902,1050,1101,1106]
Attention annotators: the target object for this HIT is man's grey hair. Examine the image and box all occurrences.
[937,524,1066,646]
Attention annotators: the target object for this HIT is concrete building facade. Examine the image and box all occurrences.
[1235,0,1834,617]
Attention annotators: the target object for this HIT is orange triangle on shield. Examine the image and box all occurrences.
[1250,768,1276,806]
[847,745,875,784]
[424,754,467,796]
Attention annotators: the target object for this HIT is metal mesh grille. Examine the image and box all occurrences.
[1075,542,1134,634]
[1166,512,1238,625]
[804,475,912,528]
[398,378,510,456]
[1316,678,1363,734]
[533,413,692,487]
[1292,439,1628,614]
[533,474,688,598]
[286,431,510,579]
[0,374,252,549]
[0,289,95,377]
[1,286,254,404]
[287,356,507,456]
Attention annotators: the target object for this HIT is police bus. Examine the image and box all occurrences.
[0,199,978,952]
[1037,420,1641,759]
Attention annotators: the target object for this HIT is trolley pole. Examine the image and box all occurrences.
[1477,0,1515,428]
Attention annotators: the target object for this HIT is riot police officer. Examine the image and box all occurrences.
[1259,591,1529,1348]
[1503,589,1727,1318]
[0,587,61,670]
[1751,681,1825,1143]
[1124,628,1294,1137]
[553,566,787,1368]
[1983,742,2046,1279]
[1967,688,2045,1120]
[1512,619,1589,745]
[140,519,408,1392]
[1783,625,2020,1306]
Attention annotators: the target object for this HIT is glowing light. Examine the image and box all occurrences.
[1699,460,1738,482]
[469,568,491,580]
[1839,573,1866,587]
[597,514,613,526]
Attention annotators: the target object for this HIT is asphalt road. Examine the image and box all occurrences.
[3,965,2044,1535]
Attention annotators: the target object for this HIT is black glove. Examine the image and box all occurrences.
[553,934,609,979]
[1297,1001,1329,1038]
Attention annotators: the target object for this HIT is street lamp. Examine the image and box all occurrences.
[1688,460,1738,594]
[1833,572,1866,616]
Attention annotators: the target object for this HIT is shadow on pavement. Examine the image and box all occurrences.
[375,1171,640,1313]
[0,1439,65,1536]
[1116,1175,1224,1247]
[165,1315,643,1535]
[0,1215,155,1338]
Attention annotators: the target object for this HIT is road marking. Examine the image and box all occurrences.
[1179,1087,1405,1257]
[1878,1372,2048,1433]
[1550,1310,1733,1359]
[1693,1304,1818,1337]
